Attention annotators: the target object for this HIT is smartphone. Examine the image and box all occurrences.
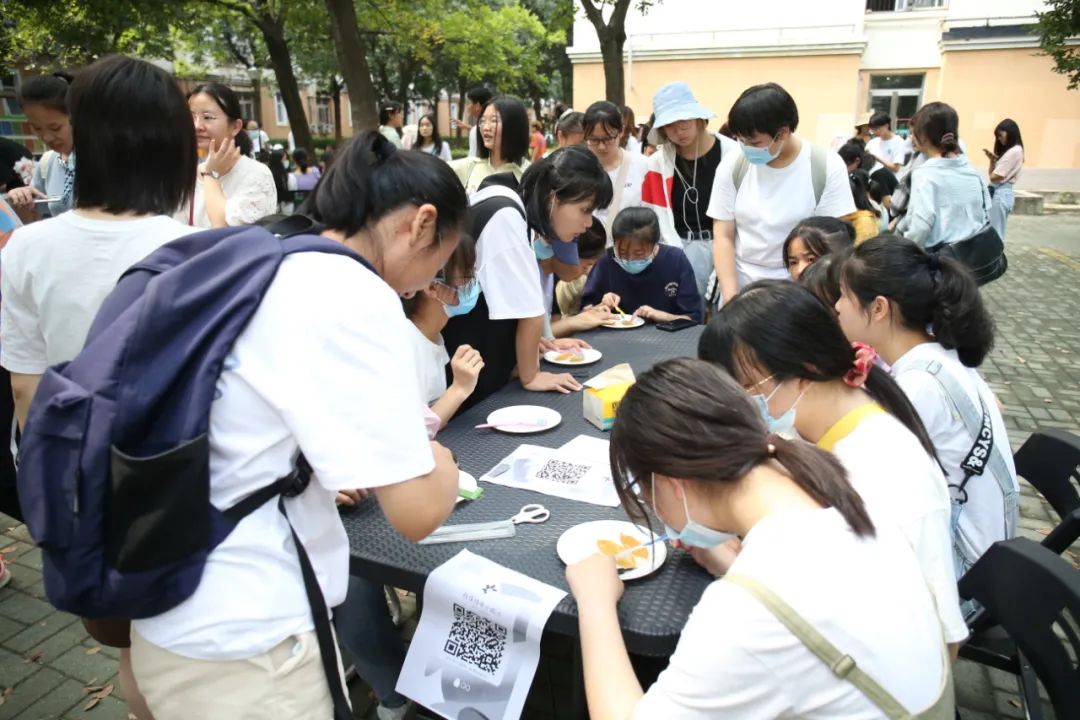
[656,318,698,332]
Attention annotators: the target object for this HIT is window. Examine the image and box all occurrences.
[866,0,945,10]
[275,92,288,126]
[316,95,332,133]
[868,74,924,134]
[237,92,255,124]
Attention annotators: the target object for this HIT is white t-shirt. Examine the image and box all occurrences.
[408,323,450,404]
[468,125,479,158]
[625,135,642,155]
[471,184,546,321]
[133,253,434,660]
[635,508,946,719]
[707,140,855,287]
[867,134,907,175]
[177,155,278,228]
[891,343,1018,566]
[594,150,649,243]
[827,410,968,643]
[0,212,196,373]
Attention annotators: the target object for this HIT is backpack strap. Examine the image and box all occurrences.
[810,143,827,206]
[726,573,914,719]
[732,152,750,193]
[471,193,526,241]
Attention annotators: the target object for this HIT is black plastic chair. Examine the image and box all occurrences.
[1013,429,1080,555]
[959,538,1080,720]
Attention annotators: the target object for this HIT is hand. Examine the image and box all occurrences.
[523,371,582,394]
[633,305,658,322]
[539,337,592,354]
[682,537,742,577]
[204,137,242,178]
[451,118,471,130]
[5,186,46,207]
[574,304,613,330]
[449,344,484,397]
[336,488,369,506]
[601,293,622,311]
[982,148,996,162]
[566,553,624,607]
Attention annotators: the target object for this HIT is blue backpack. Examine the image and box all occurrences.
[17,221,364,719]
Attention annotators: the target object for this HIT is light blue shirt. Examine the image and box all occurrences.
[30,151,75,218]
[905,155,991,249]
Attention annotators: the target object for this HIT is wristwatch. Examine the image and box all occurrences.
[200,169,221,180]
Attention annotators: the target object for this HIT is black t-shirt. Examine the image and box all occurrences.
[0,137,32,191]
[671,138,724,238]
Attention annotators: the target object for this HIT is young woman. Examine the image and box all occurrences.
[287,147,321,208]
[450,96,530,195]
[984,119,1024,241]
[641,81,739,300]
[582,207,702,324]
[903,102,991,249]
[708,83,855,303]
[620,105,641,154]
[0,54,199,720]
[5,73,75,218]
[267,149,291,213]
[584,101,649,245]
[442,146,611,407]
[781,217,854,280]
[798,251,846,309]
[413,113,452,161]
[699,281,967,651]
[529,120,548,162]
[841,169,886,244]
[378,101,404,149]
[129,131,467,719]
[567,358,952,719]
[836,236,1018,576]
[548,110,585,155]
[182,82,276,228]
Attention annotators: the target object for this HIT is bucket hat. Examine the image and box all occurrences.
[647,81,715,146]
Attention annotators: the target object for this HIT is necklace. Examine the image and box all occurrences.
[672,138,705,238]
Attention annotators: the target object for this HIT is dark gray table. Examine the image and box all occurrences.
[342,324,712,657]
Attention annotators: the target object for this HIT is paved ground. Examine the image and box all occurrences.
[1,214,1077,719]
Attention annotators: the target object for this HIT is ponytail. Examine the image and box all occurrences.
[862,365,940,464]
[912,101,961,155]
[520,145,612,242]
[841,236,995,368]
[610,358,875,537]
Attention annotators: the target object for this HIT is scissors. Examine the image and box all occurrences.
[419,504,551,544]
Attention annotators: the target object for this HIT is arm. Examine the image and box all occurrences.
[712,220,738,303]
[374,441,459,541]
[903,177,934,247]
[429,345,483,428]
[11,372,41,429]
[202,177,229,228]
[551,305,612,337]
[515,315,544,385]
[675,253,704,322]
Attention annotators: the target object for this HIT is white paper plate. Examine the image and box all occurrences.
[543,348,603,366]
[602,315,645,329]
[556,520,667,581]
[484,405,562,434]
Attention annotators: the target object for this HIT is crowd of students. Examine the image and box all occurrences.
[0,54,1025,720]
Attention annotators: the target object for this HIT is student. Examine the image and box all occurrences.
[708,83,855,302]
[836,236,1018,576]
[267,149,291,213]
[700,281,967,651]
[412,113,452,161]
[583,101,649,244]
[582,207,702,324]
[378,101,404,149]
[782,225,836,281]
[567,357,952,719]
[620,105,641,154]
[287,147,322,211]
[181,82,276,228]
[442,146,611,407]
[555,223,607,319]
[798,251,845,309]
[548,110,585,155]
[451,85,494,158]
[5,73,75,218]
[0,195,20,526]
[841,169,886,244]
[984,119,1024,241]
[127,131,467,718]
[903,102,991,249]
[450,95,530,195]
[866,112,905,204]
[530,120,548,162]
[1,54,200,720]
[639,82,738,300]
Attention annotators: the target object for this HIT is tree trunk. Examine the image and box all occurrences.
[329,77,343,141]
[598,32,625,106]
[323,0,380,131]
[257,15,313,152]
[456,73,468,139]
[561,20,574,103]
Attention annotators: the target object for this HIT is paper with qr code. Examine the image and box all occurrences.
[396,550,567,720]
[477,444,620,506]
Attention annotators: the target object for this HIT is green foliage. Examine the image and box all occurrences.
[1036,0,1080,89]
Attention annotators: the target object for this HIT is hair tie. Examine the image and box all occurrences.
[765,433,781,457]
[844,342,878,388]
[940,132,956,144]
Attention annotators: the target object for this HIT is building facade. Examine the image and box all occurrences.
[569,0,1080,188]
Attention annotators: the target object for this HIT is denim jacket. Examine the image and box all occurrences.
[905,155,991,249]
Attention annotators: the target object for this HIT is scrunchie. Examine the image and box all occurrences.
[844,342,878,388]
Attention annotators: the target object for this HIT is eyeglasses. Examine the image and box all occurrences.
[477,117,501,129]
[191,111,219,123]
[585,134,620,148]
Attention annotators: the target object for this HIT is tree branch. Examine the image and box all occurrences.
[196,0,260,25]
[610,0,633,28]
[579,0,606,30]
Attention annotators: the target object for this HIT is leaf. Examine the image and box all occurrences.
[1008,698,1022,708]
[23,650,42,664]
[84,697,101,711]
[85,646,102,655]
[95,684,114,699]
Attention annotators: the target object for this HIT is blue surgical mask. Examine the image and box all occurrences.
[652,474,737,549]
[614,256,653,275]
[739,134,782,165]
[749,376,806,439]
[534,238,555,261]
[442,280,480,317]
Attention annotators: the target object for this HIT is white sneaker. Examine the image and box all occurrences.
[0,554,10,589]
[376,701,413,720]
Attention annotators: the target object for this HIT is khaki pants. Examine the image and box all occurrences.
[130,630,347,720]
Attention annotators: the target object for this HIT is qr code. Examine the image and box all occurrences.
[535,459,590,485]
[444,603,508,676]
